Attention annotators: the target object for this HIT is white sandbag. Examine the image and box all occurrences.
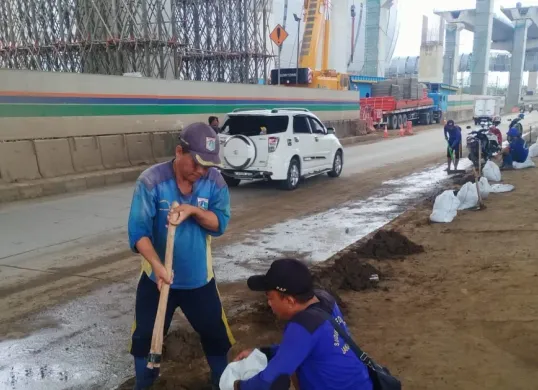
[482,161,502,182]
[430,190,461,223]
[529,143,538,158]
[513,154,536,169]
[478,177,491,199]
[490,183,515,193]
[220,349,267,390]
[457,182,479,210]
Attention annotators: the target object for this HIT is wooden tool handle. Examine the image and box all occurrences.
[147,201,180,369]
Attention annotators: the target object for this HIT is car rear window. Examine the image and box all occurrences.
[221,115,289,136]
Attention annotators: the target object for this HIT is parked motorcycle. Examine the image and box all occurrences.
[465,123,502,169]
[507,115,524,137]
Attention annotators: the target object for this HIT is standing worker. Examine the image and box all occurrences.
[209,116,220,133]
[127,122,234,390]
[444,119,462,171]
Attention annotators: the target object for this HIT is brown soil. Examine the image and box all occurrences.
[119,157,538,390]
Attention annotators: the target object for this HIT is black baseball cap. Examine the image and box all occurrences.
[247,258,314,296]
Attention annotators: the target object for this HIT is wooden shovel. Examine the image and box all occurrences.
[147,200,181,370]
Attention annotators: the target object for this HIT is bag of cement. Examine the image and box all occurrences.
[478,177,491,199]
[490,183,515,193]
[529,143,538,158]
[430,190,460,223]
[513,154,536,169]
[457,182,479,210]
[220,349,267,390]
[483,161,502,182]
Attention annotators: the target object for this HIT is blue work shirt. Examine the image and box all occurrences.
[444,125,462,149]
[509,138,529,163]
[127,160,231,289]
[238,290,373,390]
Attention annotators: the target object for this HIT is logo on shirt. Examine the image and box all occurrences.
[205,137,216,152]
[197,197,209,210]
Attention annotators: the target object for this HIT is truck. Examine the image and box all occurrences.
[359,86,436,129]
[473,96,504,125]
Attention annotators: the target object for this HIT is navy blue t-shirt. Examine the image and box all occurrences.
[238,290,373,390]
[509,138,529,163]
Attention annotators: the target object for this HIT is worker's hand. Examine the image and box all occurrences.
[153,262,174,291]
[233,349,254,362]
[233,380,241,390]
[167,204,198,227]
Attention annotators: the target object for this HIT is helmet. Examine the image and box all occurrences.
[507,128,519,137]
[519,113,525,119]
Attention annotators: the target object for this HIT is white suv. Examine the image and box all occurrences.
[217,108,344,190]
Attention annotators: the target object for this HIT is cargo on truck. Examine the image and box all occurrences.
[473,96,504,125]
[359,77,438,129]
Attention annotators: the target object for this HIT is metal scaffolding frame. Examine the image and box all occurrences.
[0,0,273,84]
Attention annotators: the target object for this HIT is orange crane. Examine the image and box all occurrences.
[271,0,350,90]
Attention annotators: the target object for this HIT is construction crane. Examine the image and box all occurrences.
[270,0,350,90]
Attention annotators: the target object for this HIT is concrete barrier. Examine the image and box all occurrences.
[126,133,155,166]
[152,132,176,162]
[0,141,41,182]
[34,139,75,178]
[98,135,130,169]
[69,136,104,172]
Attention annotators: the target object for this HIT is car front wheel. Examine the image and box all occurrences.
[328,150,343,178]
[280,158,301,191]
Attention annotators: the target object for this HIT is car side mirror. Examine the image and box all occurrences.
[327,127,336,135]
[466,126,471,129]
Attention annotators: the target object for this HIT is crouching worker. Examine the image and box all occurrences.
[501,128,529,169]
[232,258,373,390]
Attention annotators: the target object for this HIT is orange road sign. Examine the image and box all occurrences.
[270,24,289,46]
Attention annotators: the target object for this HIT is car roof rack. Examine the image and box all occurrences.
[270,107,311,113]
[231,108,268,113]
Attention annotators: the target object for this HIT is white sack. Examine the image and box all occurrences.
[482,161,502,182]
[529,143,538,158]
[478,177,491,199]
[457,182,479,210]
[513,154,536,169]
[490,184,515,193]
[220,349,267,390]
[430,190,461,223]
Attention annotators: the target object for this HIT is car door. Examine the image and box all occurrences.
[308,117,332,168]
[292,115,317,173]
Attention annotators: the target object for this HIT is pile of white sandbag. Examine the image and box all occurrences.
[430,160,517,223]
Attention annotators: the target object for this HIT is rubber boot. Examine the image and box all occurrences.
[133,356,160,390]
[206,355,228,389]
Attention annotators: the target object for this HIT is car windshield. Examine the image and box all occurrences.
[221,115,289,136]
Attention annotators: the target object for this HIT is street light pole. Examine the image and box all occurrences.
[293,13,301,85]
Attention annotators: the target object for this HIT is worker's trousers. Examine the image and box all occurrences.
[130,273,234,389]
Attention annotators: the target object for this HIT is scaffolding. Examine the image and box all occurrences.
[0,0,273,84]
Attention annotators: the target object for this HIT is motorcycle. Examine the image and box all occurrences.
[465,121,502,169]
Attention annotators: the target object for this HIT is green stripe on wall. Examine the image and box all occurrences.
[0,103,359,118]
[447,100,474,107]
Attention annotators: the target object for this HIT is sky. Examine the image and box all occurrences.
[393,0,538,86]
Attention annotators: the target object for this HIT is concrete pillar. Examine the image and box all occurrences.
[529,71,538,91]
[363,0,389,77]
[506,19,531,111]
[470,0,494,95]
[443,23,464,86]
[421,16,428,44]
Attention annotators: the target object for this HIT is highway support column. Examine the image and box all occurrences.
[363,0,390,77]
[528,72,538,93]
[443,23,464,86]
[470,0,494,95]
[506,19,531,112]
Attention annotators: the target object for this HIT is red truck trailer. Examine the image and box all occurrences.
[360,95,436,130]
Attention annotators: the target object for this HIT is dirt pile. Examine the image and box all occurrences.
[355,229,424,260]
